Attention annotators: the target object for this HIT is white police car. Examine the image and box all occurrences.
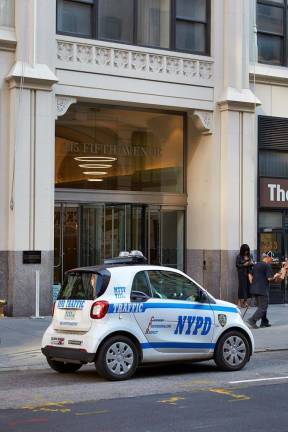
[42,251,254,381]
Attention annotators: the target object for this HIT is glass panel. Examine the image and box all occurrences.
[55,104,184,193]
[259,212,283,229]
[0,0,14,27]
[258,33,282,65]
[149,208,160,265]
[257,4,283,34]
[176,0,206,21]
[259,232,283,263]
[259,151,288,177]
[98,0,134,43]
[176,21,206,53]
[131,205,148,255]
[162,210,184,270]
[137,0,170,48]
[147,270,200,301]
[57,0,92,36]
[132,271,151,297]
[54,207,62,284]
[81,205,104,266]
[105,205,126,258]
[63,207,79,274]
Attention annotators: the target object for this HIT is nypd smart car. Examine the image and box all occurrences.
[41,251,254,381]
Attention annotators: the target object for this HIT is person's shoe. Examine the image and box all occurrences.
[246,318,258,329]
[260,322,272,328]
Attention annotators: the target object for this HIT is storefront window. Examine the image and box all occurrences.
[55,104,184,193]
[0,0,15,27]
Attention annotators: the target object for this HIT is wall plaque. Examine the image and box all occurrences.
[23,251,42,264]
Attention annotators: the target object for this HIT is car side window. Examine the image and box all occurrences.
[131,271,152,297]
[147,270,201,301]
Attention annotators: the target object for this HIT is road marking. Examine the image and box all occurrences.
[209,388,250,401]
[158,396,185,405]
[229,376,288,384]
[22,400,72,413]
[75,410,109,416]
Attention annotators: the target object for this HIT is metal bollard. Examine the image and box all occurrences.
[0,299,7,318]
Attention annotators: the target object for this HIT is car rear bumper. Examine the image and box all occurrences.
[42,346,95,364]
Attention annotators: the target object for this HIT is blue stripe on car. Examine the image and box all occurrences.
[108,303,238,313]
[141,342,216,349]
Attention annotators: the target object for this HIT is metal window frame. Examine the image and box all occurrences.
[257,0,287,66]
[56,0,211,56]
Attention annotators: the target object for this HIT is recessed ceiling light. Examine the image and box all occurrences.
[87,178,104,182]
[83,171,107,175]
[79,164,112,169]
[74,156,117,162]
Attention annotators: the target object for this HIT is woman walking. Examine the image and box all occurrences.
[236,244,253,308]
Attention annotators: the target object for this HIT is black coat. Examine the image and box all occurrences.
[236,254,252,299]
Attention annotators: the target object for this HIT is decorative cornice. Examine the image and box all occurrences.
[6,62,58,91]
[56,38,214,86]
[56,95,77,118]
[0,27,16,52]
[249,63,288,87]
[188,110,213,134]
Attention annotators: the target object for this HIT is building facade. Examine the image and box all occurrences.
[0,0,267,316]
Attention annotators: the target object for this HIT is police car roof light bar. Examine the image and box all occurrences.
[104,251,147,265]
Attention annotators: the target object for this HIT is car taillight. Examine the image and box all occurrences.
[52,301,56,317]
[90,301,109,319]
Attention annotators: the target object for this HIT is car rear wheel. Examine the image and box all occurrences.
[95,335,138,381]
[47,358,82,373]
[214,330,250,371]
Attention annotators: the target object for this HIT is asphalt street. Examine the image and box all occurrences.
[0,350,288,432]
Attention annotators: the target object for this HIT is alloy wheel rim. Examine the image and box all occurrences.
[106,342,134,375]
[223,336,246,366]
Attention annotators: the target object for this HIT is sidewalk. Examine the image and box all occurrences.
[0,305,287,371]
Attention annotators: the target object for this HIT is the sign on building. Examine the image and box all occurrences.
[260,178,288,208]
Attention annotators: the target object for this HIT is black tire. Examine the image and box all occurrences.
[47,358,82,373]
[214,330,250,371]
[95,335,139,381]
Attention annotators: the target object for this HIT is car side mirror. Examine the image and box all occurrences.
[196,289,209,303]
[131,290,150,302]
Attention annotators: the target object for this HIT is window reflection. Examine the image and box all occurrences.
[55,104,184,193]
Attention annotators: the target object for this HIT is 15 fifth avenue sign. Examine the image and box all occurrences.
[260,178,288,208]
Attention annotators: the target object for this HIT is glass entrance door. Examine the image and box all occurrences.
[259,210,288,303]
[54,203,185,285]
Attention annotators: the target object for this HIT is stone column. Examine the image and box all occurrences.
[1,0,58,316]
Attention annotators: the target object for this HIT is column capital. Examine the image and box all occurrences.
[6,61,58,91]
[217,87,261,113]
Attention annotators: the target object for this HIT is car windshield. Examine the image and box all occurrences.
[58,271,110,300]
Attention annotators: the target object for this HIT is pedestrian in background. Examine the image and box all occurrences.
[246,253,274,329]
[236,244,253,308]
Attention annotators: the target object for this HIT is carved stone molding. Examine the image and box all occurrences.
[56,39,214,86]
[56,95,77,118]
[189,110,213,135]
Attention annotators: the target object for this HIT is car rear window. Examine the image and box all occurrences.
[58,271,110,300]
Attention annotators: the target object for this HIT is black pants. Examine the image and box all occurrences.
[250,295,269,323]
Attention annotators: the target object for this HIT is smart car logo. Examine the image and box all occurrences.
[174,315,212,336]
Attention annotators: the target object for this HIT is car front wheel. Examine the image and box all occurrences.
[47,358,82,373]
[95,335,138,381]
[214,330,250,371]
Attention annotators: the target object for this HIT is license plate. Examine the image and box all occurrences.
[64,310,76,320]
